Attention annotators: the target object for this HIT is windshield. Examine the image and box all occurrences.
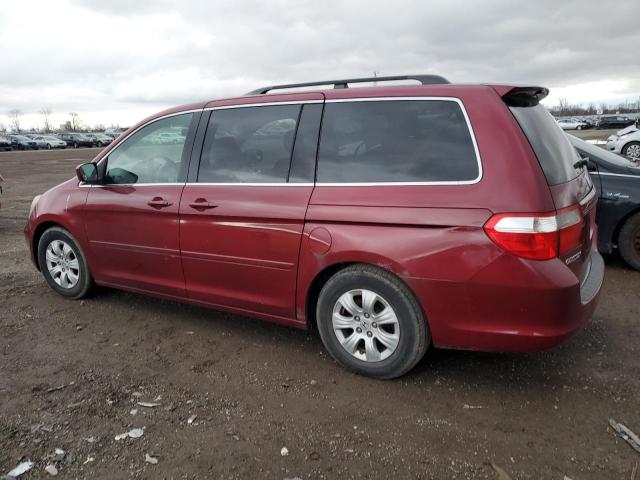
[567,134,638,168]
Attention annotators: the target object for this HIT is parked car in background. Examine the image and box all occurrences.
[57,133,96,148]
[581,117,595,129]
[557,118,589,130]
[31,135,67,149]
[606,127,640,162]
[8,135,38,150]
[568,134,640,270]
[596,115,636,130]
[146,131,185,144]
[85,133,113,147]
[25,135,50,150]
[104,127,128,139]
[25,75,603,379]
[0,136,12,151]
[615,123,639,138]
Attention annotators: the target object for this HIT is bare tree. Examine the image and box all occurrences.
[69,112,80,131]
[41,107,52,132]
[8,109,22,132]
[557,97,569,114]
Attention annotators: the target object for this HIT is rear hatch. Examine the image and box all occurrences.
[503,88,596,282]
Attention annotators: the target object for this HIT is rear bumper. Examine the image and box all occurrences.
[405,248,604,352]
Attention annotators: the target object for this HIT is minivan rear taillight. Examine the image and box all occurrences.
[484,207,584,260]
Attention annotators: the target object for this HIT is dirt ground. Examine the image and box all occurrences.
[1,137,639,479]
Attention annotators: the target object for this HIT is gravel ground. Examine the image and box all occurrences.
[1,145,639,479]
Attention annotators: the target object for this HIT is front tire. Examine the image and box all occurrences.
[622,141,640,161]
[618,213,640,271]
[73,142,79,148]
[46,144,52,150]
[316,264,429,379]
[38,227,92,299]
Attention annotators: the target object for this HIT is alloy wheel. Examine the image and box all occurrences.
[625,144,640,161]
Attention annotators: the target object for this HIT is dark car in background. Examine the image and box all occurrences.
[581,117,595,129]
[596,115,636,130]
[0,136,12,151]
[57,133,96,148]
[568,134,640,270]
[8,135,38,150]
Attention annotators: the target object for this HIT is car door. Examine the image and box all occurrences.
[179,98,323,321]
[83,111,200,297]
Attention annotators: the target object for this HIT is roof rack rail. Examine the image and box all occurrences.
[246,74,450,95]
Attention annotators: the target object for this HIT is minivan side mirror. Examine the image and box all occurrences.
[76,162,99,184]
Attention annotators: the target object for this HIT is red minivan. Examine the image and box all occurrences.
[25,75,604,378]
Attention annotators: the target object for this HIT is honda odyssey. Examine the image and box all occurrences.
[25,75,604,378]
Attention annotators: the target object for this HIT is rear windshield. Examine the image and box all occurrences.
[510,104,581,185]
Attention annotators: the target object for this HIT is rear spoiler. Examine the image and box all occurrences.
[494,86,549,107]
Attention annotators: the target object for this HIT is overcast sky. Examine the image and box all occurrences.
[2,0,639,130]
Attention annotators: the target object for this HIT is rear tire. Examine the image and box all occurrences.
[46,144,51,150]
[622,141,640,161]
[618,213,640,271]
[37,227,93,299]
[316,264,429,379]
[74,142,79,148]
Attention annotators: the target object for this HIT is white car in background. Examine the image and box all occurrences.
[557,118,588,130]
[31,135,67,149]
[606,124,640,161]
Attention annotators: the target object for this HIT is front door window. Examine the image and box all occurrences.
[105,113,193,184]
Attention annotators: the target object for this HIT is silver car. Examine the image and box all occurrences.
[32,135,67,149]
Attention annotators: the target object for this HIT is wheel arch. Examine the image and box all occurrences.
[31,220,70,271]
[621,139,640,156]
[613,206,640,248]
[304,261,428,333]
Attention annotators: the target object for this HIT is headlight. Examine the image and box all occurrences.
[29,195,41,216]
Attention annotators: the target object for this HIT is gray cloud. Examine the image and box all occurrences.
[2,0,639,128]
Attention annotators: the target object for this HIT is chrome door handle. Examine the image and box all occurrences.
[147,197,172,208]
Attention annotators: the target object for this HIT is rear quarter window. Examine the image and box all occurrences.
[510,104,581,185]
[317,99,480,184]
